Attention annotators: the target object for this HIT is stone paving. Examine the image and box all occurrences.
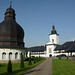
[22,58,52,75]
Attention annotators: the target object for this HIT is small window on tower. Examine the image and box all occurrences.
[52,39,54,42]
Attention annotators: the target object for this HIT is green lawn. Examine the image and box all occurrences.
[52,59,75,75]
[0,58,46,75]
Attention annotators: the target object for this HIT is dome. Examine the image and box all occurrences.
[51,25,57,34]
[0,6,25,48]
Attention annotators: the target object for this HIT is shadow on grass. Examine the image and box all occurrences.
[0,64,40,75]
[0,64,5,67]
[0,59,46,75]
[22,69,41,75]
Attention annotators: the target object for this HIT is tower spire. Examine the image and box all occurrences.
[4,2,15,20]
[52,25,55,30]
[51,25,57,34]
[10,1,12,8]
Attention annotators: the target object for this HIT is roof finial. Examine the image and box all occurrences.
[53,25,55,30]
[10,1,12,8]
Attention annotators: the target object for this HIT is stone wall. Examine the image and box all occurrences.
[0,59,21,63]
[68,57,75,61]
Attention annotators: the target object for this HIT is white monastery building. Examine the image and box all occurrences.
[29,25,75,57]
[45,25,59,57]
[28,25,60,57]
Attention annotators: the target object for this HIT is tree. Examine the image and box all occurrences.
[20,54,24,68]
[36,57,39,62]
[28,52,32,65]
[33,56,36,64]
[39,55,41,61]
[26,51,28,58]
[7,60,12,73]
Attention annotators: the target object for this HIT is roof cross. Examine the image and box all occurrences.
[10,1,12,8]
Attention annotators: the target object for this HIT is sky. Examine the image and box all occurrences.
[0,0,75,47]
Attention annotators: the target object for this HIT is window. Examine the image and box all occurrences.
[52,39,54,42]
[2,52,6,59]
[9,52,12,59]
[15,53,18,59]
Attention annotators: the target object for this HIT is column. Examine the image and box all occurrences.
[0,52,2,60]
[12,52,15,60]
[6,52,9,60]
[18,52,20,59]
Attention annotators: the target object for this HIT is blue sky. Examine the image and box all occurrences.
[0,0,75,47]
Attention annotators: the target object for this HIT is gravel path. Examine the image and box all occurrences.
[22,58,52,75]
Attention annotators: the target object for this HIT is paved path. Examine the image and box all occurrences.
[22,58,52,75]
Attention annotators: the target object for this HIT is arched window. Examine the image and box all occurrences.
[2,52,6,59]
[52,39,54,42]
[9,52,12,59]
[15,53,18,59]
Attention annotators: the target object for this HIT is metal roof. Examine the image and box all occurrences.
[66,41,75,52]
[27,46,45,52]
[54,41,74,52]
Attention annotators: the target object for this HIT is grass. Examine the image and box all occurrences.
[52,59,75,75]
[0,58,46,75]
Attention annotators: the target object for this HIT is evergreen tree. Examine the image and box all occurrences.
[33,56,36,64]
[29,51,31,57]
[26,51,28,58]
[39,55,41,61]
[20,54,24,68]
[7,60,12,73]
[36,57,39,62]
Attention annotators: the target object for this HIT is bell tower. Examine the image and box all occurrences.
[49,25,59,44]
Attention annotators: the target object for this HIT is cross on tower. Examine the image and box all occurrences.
[10,1,12,8]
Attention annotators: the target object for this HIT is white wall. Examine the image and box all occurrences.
[46,45,56,57]
[0,48,25,60]
[49,34,59,44]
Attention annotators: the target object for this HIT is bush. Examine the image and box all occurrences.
[73,55,75,57]
[57,54,66,57]
[58,56,61,59]
[67,56,68,60]
[28,57,32,65]
[26,51,28,58]
[36,57,39,62]
[33,56,36,64]
[20,54,24,68]
[39,56,41,61]
[7,60,12,73]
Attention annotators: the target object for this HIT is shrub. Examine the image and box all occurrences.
[39,56,41,61]
[20,54,24,68]
[28,56,32,65]
[33,56,36,64]
[26,51,28,58]
[36,57,39,62]
[58,56,61,59]
[7,60,12,73]
[73,55,75,57]
[67,56,68,60]
[57,54,66,57]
